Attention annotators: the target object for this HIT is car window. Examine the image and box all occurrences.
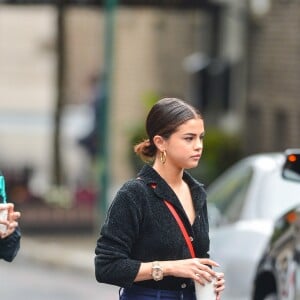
[208,166,253,224]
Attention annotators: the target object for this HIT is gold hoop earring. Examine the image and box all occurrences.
[160,150,167,164]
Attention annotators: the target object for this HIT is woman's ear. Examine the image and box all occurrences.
[153,135,166,152]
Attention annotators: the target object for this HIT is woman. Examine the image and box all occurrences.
[95,98,225,299]
[0,203,21,262]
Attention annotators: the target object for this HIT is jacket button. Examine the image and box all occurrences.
[190,236,194,242]
[181,283,187,288]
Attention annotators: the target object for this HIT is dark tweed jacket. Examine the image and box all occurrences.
[95,164,210,290]
[0,227,21,262]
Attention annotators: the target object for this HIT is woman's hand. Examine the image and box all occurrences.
[163,258,225,299]
[164,258,220,285]
[0,203,21,239]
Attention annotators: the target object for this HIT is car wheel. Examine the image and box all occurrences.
[263,293,278,300]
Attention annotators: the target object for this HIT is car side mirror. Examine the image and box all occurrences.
[282,149,300,182]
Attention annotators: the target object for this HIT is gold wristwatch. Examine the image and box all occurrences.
[151,261,164,281]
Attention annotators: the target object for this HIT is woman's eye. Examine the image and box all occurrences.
[185,137,193,141]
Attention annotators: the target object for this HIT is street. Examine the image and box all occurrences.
[0,257,119,299]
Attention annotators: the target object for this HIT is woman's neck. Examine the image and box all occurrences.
[152,161,184,188]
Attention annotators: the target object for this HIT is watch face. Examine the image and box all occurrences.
[152,265,163,281]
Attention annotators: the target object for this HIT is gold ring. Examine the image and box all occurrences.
[195,273,200,277]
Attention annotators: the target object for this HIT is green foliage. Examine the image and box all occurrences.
[142,91,160,111]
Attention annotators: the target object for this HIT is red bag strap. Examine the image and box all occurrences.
[164,200,196,258]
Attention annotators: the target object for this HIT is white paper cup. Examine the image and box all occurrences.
[194,277,216,300]
[0,209,8,233]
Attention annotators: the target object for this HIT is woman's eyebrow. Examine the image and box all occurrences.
[183,133,196,136]
[183,131,205,136]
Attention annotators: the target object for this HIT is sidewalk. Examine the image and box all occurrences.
[20,234,98,273]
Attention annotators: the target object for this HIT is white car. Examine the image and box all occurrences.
[207,151,300,300]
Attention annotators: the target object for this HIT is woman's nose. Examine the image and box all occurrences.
[195,139,203,149]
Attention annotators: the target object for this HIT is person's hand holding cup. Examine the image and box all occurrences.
[194,271,225,300]
[0,205,8,234]
[0,203,21,239]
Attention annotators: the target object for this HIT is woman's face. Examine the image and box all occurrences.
[164,118,205,170]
